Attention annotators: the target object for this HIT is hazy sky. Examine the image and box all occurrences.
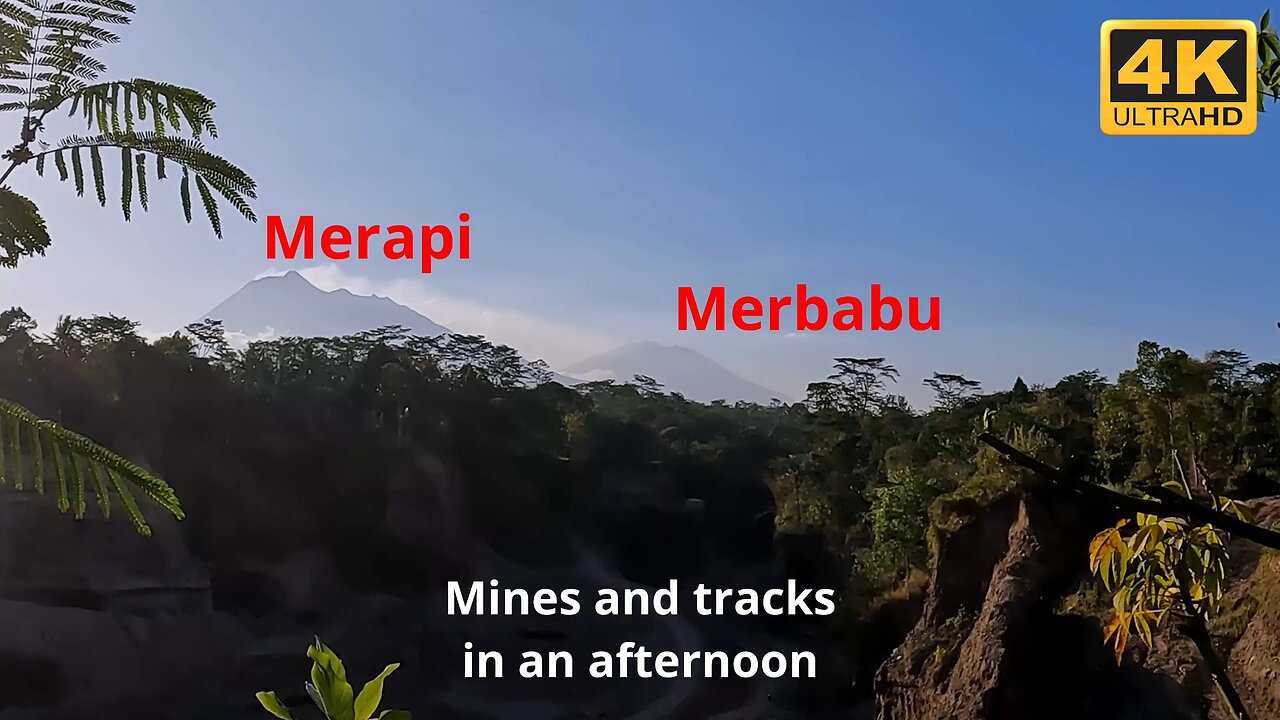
[2,0,1277,406]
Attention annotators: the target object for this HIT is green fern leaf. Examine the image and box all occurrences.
[31,418,43,494]
[71,452,87,519]
[194,174,221,237]
[89,460,110,518]
[0,187,52,268]
[52,439,69,512]
[89,144,104,205]
[54,148,67,181]
[180,166,191,223]
[105,468,148,533]
[46,2,133,25]
[122,84,132,131]
[135,152,147,210]
[0,398,183,535]
[71,146,84,195]
[40,131,254,228]
[120,146,132,220]
[49,80,216,138]
[107,83,119,133]
[0,2,40,26]
[96,94,108,132]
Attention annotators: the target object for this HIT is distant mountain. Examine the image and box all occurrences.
[201,271,449,340]
[203,276,779,401]
[562,341,789,405]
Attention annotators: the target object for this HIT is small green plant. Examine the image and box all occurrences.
[1088,485,1249,663]
[1088,483,1255,719]
[256,638,410,720]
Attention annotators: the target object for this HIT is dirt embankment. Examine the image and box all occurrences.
[872,491,1280,720]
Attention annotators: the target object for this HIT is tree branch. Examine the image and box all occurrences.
[1173,562,1251,720]
[976,432,1280,551]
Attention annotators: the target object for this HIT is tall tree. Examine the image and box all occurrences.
[923,372,981,411]
[0,1,256,533]
[825,357,899,414]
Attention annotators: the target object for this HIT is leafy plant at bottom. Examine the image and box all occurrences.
[1088,481,1249,663]
[256,637,410,720]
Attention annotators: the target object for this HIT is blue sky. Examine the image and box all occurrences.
[1,0,1277,405]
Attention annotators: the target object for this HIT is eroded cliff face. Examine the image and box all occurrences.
[871,490,1237,720]
[1221,500,1280,719]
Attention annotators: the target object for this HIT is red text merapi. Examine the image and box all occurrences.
[678,284,940,332]
[266,214,471,273]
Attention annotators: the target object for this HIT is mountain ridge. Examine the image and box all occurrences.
[203,273,788,404]
[564,340,790,405]
[202,270,450,340]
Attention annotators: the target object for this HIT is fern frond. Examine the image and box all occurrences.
[88,143,103,205]
[38,47,106,80]
[30,414,42,493]
[70,144,82,194]
[70,452,86,519]
[40,79,217,137]
[0,1,136,114]
[119,145,130,219]
[0,186,51,267]
[194,173,218,236]
[40,17,121,46]
[31,131,255,235]
[134,151,145,209]
[0,397,183,535]
[179,166,190,222]
[89,460,110,518]
[51,438,68,511]
[0,2,39,29]
[44,2,131,25]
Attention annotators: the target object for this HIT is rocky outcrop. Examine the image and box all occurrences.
[874,490,1202,720]
[1222,499,1280,719]
[1228,553,1280,718]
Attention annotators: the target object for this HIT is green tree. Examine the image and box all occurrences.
[923,372,981,411]
[0,1,256,533]
[867,465,942,580]
[0,305,34,342]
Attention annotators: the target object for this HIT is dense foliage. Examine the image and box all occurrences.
[5,309,1278,605]
[0,0,256,533]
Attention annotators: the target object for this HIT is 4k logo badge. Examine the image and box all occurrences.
[1101,20,1258,135]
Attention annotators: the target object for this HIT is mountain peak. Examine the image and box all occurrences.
[270,269,312,284]
[203,274,449,340]
[563,342,788,404]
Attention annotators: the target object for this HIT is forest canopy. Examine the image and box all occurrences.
[2,309,1277,607]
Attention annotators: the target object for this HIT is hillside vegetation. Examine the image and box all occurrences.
[1,310,1278,716]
